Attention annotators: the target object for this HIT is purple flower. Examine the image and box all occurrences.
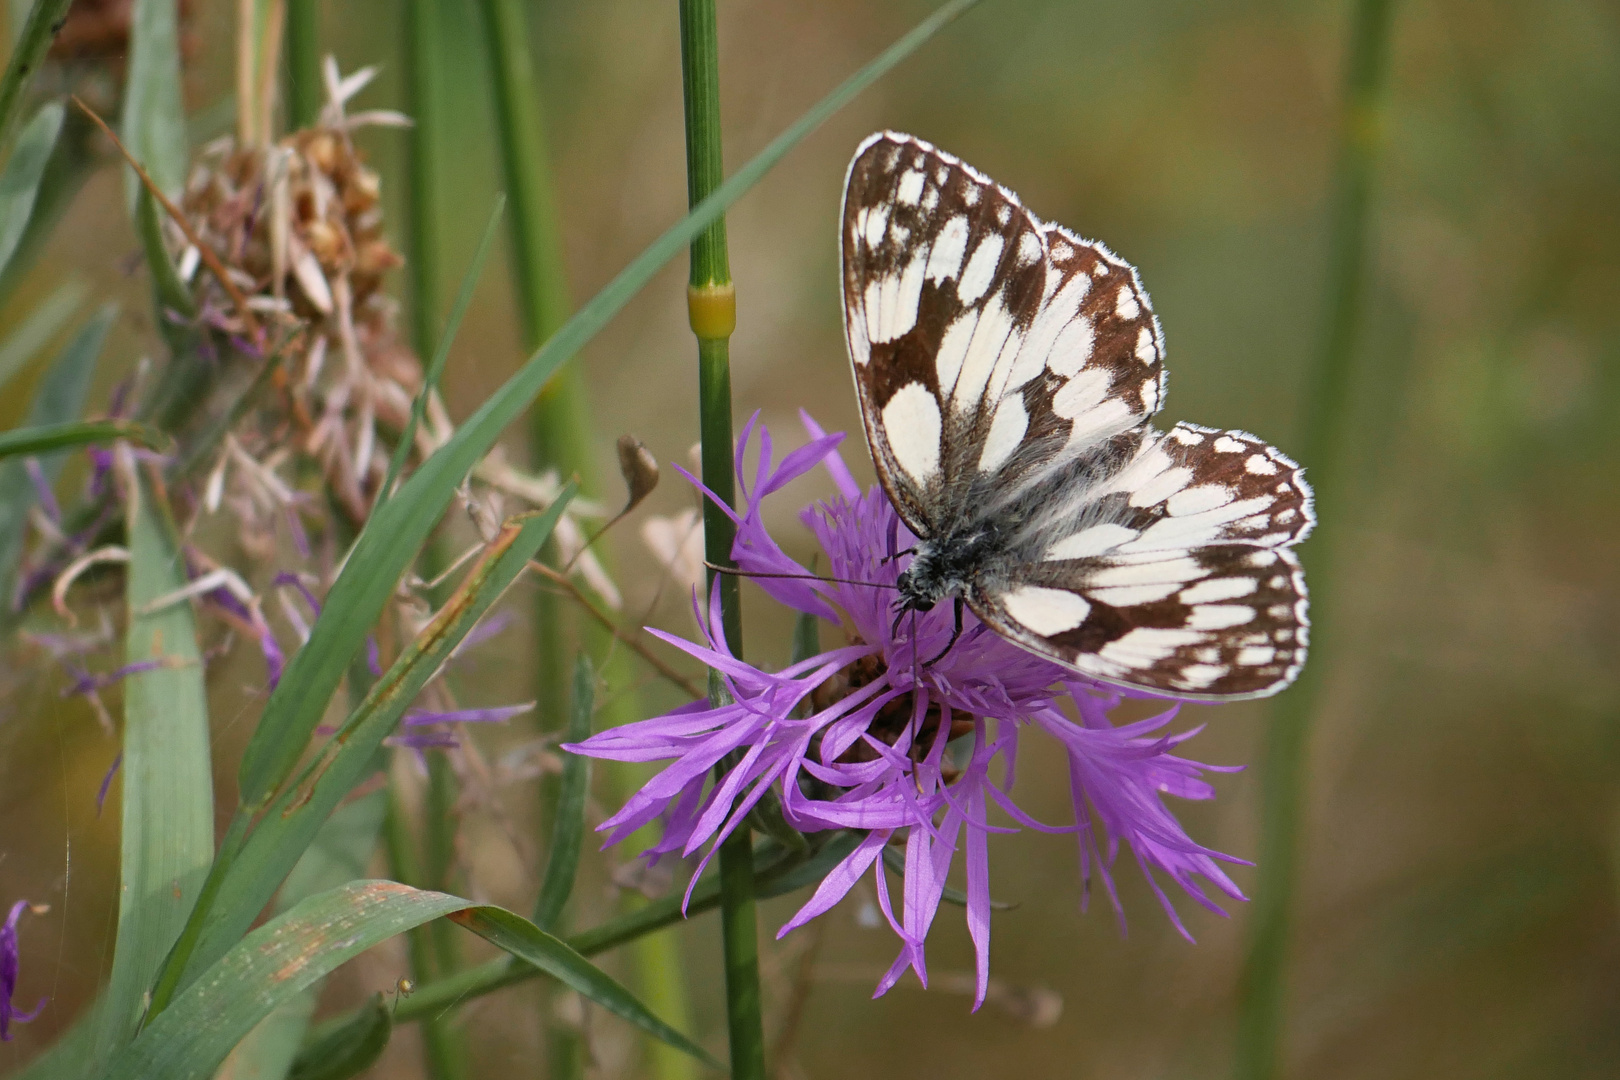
[1,900,45,1040]
[568,415,1248,1008]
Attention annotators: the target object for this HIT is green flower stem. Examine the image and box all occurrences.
[1233,2,1397,1078]
[404,0,442,362]
[474,2,654,1074]
[284,0,321,130]
[679,2,763,1079]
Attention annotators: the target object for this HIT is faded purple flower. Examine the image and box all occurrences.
[1,900,45,1040]
[568,415,1246,1008]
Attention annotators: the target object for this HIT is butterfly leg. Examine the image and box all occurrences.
[922,596,965,668]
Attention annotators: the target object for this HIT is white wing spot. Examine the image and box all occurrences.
[1170,427,1204,446]
[881,382,942,484]
[926,216,970,282]
[934,311,977,397]
[1187,605,1256,629]
[957,234,1006,305]
[1016,232,1042,268]
[951,296,1017,414]
[1177,664,1228,689]
[921,187,938,212]
[1092,582,1180,605]
[1115,288,1141,320]
[1275,508,1298,524]
[858,204,890,250]
[1179,577,1257,604]
[1002,586,1092,635]
[1051,239,1074,259]
[994,203,1011,226]
[934,166,950,184]
[1236,645,1277,666]
[1045,522,1136,560]
[1167,484,1235,517]
[1245,453,1279,475]
[1090,555,1203,587]
[1092,262,1110,277]
[896,169,925,206]
[1128,464,1193,508]
[1135,326,1157,364]
[1214,435,1246,454]
[1098,627,1202,664]
[1046,317,1096,377]
[978,393,1028,474]
[963,184,981,207]
[1248,550,1280,568]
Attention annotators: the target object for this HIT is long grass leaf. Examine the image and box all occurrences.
[284,994,392,1080]
[0,303,115,624]
[0,278,87,393]
[216,793,389,1080]
[107,882,713,1080]
[183,498,573,989]
[448,905,720,1069]
[93,463,215,1068]
[0,0,74,150]
[135,184,197,319]
[231,0,984,815]
[0,101,63,278]
[532,655,592,931]
[0,419,168,458]
[120,0,188,209]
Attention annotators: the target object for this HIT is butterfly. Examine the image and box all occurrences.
[841,132,1313,700]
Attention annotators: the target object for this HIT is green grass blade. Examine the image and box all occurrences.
[0,277,86,392]
[135,183,196,319]
[181,498,573,992]
[379,196,505,507]
[108,883,713,1080]
[532,654,593,932]
[120,0,188,210]
[105,883,472,1080]
[0,0,73,151]
[230,0,984,815]
[0,303,115,624]
[217,792,389,1080]
[446,905,720,1069]
[0,101,63,278]
[93,464,215,1069]
[0,419,168,457]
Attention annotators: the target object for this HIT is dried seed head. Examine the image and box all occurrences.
[615,436,660,514]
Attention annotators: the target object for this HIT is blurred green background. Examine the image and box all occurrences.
[1,0,1617,1077]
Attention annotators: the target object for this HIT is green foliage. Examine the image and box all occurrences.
[0,102,62,280]
[93,465,215,1071]
[105,882,714,1080]
[120,0,188,209]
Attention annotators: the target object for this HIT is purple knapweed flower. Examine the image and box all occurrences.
[1,900,45,1040]
[567,415,1248,1008]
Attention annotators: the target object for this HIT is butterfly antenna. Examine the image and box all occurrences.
[703,560,897,592]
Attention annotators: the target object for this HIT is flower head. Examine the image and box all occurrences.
[568,415,1246,1007]
[1,900,45,1041]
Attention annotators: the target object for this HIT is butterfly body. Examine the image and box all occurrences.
[842,132,1314,700]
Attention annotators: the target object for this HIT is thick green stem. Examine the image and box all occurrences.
[284,0,321,129]
[680,3,761,1078]
[404,0,442,361]
[1233,2,1397,1078]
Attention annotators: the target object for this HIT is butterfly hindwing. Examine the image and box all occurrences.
[971,423,1313,698]
[978,544,1308,698]
[842,132,1166,536]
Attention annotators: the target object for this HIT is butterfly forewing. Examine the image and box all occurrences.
[842,132,1167,536]
[842,131,1313,699]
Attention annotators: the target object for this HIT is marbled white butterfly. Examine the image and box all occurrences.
[842,132,1313,699]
